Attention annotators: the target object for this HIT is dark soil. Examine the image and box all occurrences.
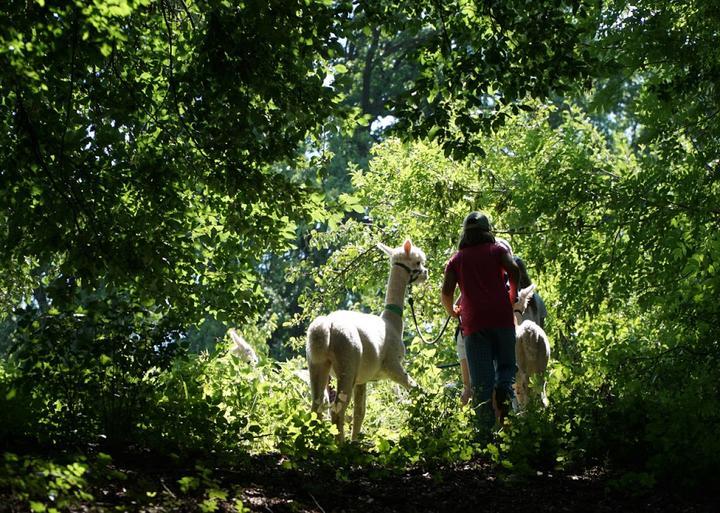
[2,452,718,513]
[234,457,718,513]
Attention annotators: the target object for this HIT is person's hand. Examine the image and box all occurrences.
[451,304,461,318]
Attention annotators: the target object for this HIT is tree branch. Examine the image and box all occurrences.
[15,90,84,236]
[360,26,380,117]
[59,8,79,168]
[432,0,452,56]
[178,0,197,31]
[160,0,212,164]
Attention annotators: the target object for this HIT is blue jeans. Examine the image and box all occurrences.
[464,327,517,429]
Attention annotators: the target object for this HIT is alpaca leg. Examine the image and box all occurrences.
[331,371,356,443]
[515,369,529,408]
[309,360,332,415]
[351,383,367,441]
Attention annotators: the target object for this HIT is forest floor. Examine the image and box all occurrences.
[2,451,719,513]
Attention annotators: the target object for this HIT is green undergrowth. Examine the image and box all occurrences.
[0,450,257,513]
[3,315,719,512]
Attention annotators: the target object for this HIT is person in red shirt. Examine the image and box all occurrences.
[441,212,520,434]
[454,237,514,405]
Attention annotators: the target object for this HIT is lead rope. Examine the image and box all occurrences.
[406,287,452,345]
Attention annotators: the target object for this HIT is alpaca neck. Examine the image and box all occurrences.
[382,266,409,327]
[513,309,523,326]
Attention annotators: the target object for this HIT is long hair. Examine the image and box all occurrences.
[514,255,537,312]
[458,212,495,249]
[514,256,533,289]
[459,228,495,249]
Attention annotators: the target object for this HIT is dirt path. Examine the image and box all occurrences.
[2,454,717,512]
[235,457,716,513]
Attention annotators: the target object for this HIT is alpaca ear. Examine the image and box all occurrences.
[517,284,536,310]
[403,239,412,256]
[377,242,392,256]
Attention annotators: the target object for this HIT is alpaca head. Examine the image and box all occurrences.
[377,239,428,285]
[513,284,536,316]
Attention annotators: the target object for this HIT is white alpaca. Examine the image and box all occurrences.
[306,239,428,442]
[513,284,550,408]
[228,328,259,366]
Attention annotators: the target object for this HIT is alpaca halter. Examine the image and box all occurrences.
[393,262,422,283]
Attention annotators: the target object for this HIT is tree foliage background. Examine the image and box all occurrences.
[1,0,719,506]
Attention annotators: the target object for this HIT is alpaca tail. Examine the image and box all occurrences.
[306,315,331,363]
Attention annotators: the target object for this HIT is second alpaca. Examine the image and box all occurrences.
[513,284,551,407]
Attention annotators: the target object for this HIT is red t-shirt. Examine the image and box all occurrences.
[445,242,514,335]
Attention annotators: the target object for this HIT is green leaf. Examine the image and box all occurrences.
[178,476,199,493]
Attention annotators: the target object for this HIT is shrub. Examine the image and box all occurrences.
[6,283,181,448]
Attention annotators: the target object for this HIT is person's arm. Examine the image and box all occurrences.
[500,250,520,304]
[441,268,460,318]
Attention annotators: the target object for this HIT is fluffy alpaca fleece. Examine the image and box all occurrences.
[228,328,259,366]
[306,240,428,442]
[513,284,551,407]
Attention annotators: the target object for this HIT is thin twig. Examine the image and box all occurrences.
[309,493,326,513]
[178,0,196,31]
[327,244,382,284]
[432,0,452,56]
[160,478,177,498]
[617,344,714,369]
[437,361,460,369]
